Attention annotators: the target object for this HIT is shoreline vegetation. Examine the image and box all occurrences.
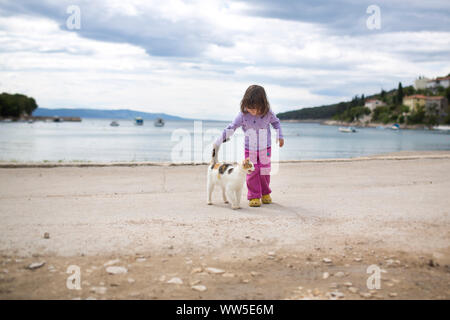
[281,118,444,130]
[277,74,450,128]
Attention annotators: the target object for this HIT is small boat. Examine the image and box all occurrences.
[53,116,63,122]
[110,121,119,127]
[339,126,356,133]
[28,119,34,123]
[154,118,164,127]
[134,117,143,125]
[391,123,400,130]
[433,125,450,131]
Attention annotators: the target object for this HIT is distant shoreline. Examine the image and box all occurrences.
[281,118,446,130]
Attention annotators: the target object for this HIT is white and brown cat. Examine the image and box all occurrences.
[207,145,255,209]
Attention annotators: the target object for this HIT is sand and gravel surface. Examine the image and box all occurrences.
[0,151,449,299]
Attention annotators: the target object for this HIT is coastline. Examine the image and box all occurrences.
[1,150,450,168]
[281,118,447,130]
[0,150,449,299]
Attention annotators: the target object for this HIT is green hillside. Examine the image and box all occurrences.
[277,80,450,125]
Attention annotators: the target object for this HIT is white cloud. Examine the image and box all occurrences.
[0,1,449,120]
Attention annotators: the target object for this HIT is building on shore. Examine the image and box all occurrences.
[414,76,430,90]
[403,95,427,111]
[425,96,449,118]
[426,76,450,89]
[403,95,448,118]
[364,99,386,111]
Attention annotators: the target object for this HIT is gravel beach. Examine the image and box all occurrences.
[0,151,449,299]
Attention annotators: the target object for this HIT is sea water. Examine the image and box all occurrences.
[0,119,449,162]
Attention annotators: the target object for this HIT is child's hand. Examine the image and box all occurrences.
[278,138,284,148]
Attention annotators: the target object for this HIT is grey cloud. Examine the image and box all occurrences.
[0,0,234,57]
[238,0,450,35]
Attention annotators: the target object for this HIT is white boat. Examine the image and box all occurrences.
[154,118,164,127]
[391,123,400,130]
[110,121,119,127]
[339,126,356,133]
[433,125,450,131]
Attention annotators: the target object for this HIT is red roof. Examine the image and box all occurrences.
[404,95,427,99]
[427,76,450,82]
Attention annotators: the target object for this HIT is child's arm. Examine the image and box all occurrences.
[214,112,243,147]
[269,110,284,147]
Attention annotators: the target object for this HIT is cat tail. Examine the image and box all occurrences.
[211,143,220,167]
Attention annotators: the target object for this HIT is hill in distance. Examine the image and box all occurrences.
[276,88,399,120]
[32,108,190,120]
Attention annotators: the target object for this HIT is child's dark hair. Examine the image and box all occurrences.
[240,85,270,116]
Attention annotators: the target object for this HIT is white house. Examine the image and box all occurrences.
[426,76,450,89]
[364,99,386,111]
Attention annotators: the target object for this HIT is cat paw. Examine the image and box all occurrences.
[224,200,229,204]
[207,201,213,205]
[231,205,240,210]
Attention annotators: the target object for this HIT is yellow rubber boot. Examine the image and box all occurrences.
[262,194,272,204]
[249,198,261,207]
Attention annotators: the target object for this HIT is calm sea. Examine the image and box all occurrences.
[0,119,449,163]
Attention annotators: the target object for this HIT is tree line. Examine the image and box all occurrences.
[277,80,450,125]
[0,93,38,118]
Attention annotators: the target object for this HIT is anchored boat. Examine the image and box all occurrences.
[339,126,356,133]
[154,118,165,127]
[134,117,143,125]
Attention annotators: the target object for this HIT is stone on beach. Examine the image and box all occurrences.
[191,285,207,292]
[389,292,398,297]
[27,261,45,270]
[222,273,235,278]
[322,272,330,279]
[322,258,332,264]
[348,287,359,293]
[343,282,352,287]
[190,267,202,274]
[205,267,225,274]
[167,277,183,284]
[106,266,128,274]
[103,259,120,267]
[327,291,345,299]
[90,286,107,294]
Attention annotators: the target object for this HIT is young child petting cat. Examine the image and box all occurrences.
[213,85,284,207]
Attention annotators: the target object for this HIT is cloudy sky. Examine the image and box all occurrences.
[0,0,449,120]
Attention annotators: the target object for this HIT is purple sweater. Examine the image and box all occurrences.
[215,109,284,151]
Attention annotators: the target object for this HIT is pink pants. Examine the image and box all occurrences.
[245,147,271,200]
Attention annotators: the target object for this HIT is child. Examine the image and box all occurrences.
[214,85,284,207]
